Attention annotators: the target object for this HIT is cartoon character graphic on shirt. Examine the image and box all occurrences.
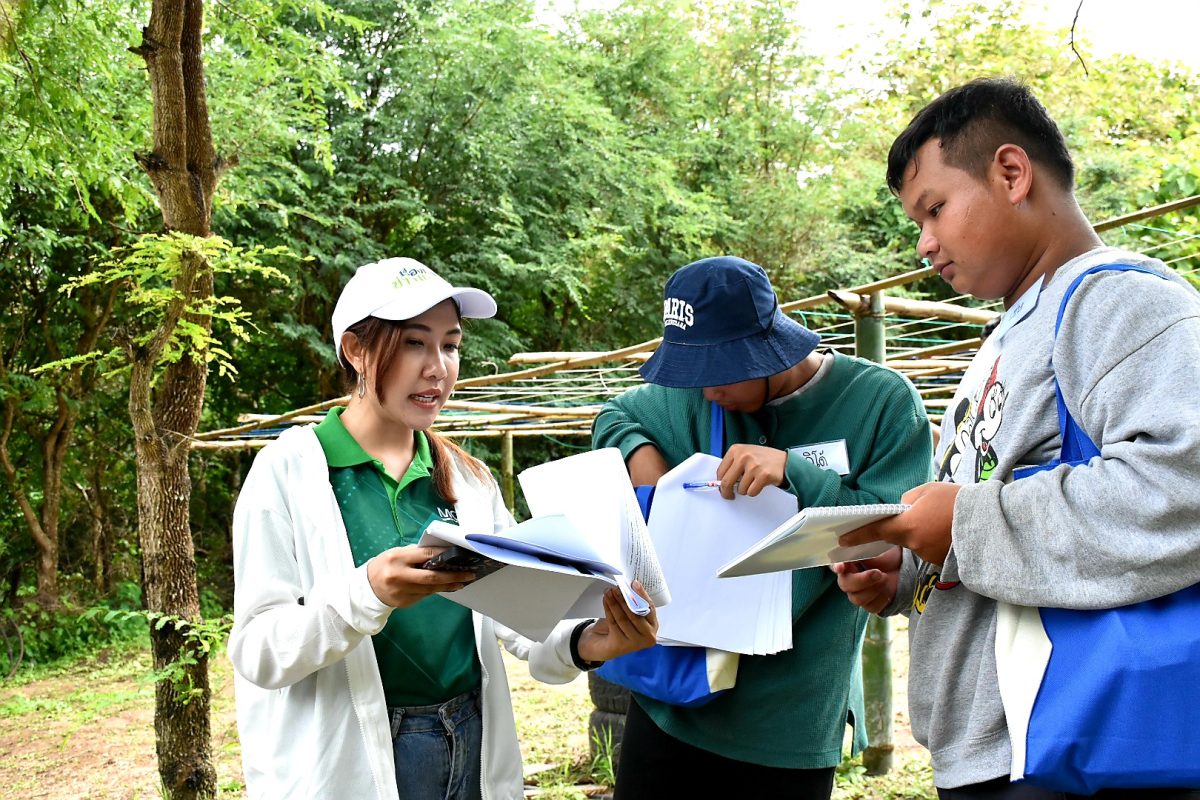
[970,360,1006,482]
[913,569,961,613]
[936,396,973,481]
[936,357,1006,483]
[917,358,1007,611]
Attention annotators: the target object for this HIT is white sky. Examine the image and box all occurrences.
[541,0,1200,73]
[799,0,1200,71]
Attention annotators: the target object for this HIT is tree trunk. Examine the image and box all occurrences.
[130,0,222,796]
[79,462,113,594]
[136,398,214,798]
[0,389,64,609]
[0,241,114,611]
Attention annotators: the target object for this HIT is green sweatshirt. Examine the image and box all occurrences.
[592,352,933,768]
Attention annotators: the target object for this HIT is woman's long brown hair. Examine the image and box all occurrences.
[340,315,490,504]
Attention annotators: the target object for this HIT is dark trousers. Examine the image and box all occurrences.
[938,776,1200,800]
[614,697,837,799]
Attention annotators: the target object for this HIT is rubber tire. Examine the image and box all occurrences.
[588,671,630,714]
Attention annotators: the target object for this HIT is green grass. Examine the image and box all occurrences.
[0,641,936,799]
[0,639,152,724]
[834,751,937,800]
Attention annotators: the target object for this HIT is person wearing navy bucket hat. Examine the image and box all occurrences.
[640,256,821,393]
[228,257,658,800]
[594,255,933,798]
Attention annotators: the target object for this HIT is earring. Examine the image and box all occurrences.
[356,373,366,399]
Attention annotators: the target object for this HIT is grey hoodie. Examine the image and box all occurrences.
[887,246,1200,788]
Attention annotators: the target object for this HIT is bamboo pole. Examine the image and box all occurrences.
[892,337,984,360]
[829,290,997,325]
[196,395,348,440]
[461,263,960,389]
[443,399,602,417]
[501,432,514,513]
[854,291,895,776]
[509,351,652,364]
[189,427,595,449]
[1093,193,1200,232]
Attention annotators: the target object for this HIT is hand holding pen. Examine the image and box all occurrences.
[682,480,736,492]
[691,443,788,499]
[831,547,902,615]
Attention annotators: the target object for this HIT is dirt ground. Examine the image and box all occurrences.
[0,620,923,799]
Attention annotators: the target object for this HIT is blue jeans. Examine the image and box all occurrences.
[389,687,483,800]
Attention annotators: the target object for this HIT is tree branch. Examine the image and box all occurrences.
[0,392,51,556]
[1069,0,1089,76]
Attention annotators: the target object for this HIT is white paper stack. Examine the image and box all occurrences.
[645,453,795,655]
[420,514,629,642]
[417,447,670,643]
[519,447,671,614]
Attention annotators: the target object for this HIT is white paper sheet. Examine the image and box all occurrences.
[646,453,795,655]
[419,516,631,641]
[519,448,670,611]
[717,504,907,578]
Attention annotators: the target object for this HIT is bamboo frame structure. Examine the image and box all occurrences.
[192,195,1200,451]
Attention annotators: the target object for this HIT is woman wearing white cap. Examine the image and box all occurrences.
[228,258,658,800]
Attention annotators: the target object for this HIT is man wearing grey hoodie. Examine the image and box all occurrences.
[835,78,1200,799]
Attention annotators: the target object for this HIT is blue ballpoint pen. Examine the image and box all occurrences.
[681,480,739,491]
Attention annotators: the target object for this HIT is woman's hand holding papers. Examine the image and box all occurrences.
[836,482,959,567]
[367,545,474,608]
[577,580,659,663]
[832,548,902,614]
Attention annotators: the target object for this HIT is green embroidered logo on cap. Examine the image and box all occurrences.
[391,266,434,289]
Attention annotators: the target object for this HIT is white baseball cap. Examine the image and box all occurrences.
[331,257,497,365]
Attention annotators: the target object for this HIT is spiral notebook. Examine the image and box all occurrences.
[716,503,909,578]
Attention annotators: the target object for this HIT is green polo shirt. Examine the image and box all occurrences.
[314,407,480,707]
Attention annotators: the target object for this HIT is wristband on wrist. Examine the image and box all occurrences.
[569,618,602,671]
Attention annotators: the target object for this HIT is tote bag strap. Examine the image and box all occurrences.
[1013,263,1162,478]
[1051,264,1160,462]
[709,400,725,457]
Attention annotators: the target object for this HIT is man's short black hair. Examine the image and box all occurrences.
[886,77,1074,194]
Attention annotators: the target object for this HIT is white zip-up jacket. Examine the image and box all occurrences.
[229,426,584,799]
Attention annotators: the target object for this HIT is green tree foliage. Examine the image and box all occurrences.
[1,0,157,608]
[0,0,347,629]
[1,0,1197,683]
[827,0,1200,298]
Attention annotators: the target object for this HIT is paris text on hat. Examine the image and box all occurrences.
[639,255,819,388]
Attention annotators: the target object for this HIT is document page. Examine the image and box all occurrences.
[717,504,908,578]
[646,453,795,654]
[419,516,626,641]
[519,448,671,610]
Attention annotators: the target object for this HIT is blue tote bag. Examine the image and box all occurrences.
[997,264,1200,794]
[596,402,739,708]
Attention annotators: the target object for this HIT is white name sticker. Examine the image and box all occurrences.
[990,274,1044,346]
[789,439,850,475]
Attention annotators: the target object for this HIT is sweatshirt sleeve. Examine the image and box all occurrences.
[953,271,1200,608]
[881,548,922,618]
[592,384,707,464]
[227,450,392,690]
[594,384,668,461]
[494,619,582,685]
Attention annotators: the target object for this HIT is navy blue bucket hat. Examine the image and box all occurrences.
[639,256,820,389]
